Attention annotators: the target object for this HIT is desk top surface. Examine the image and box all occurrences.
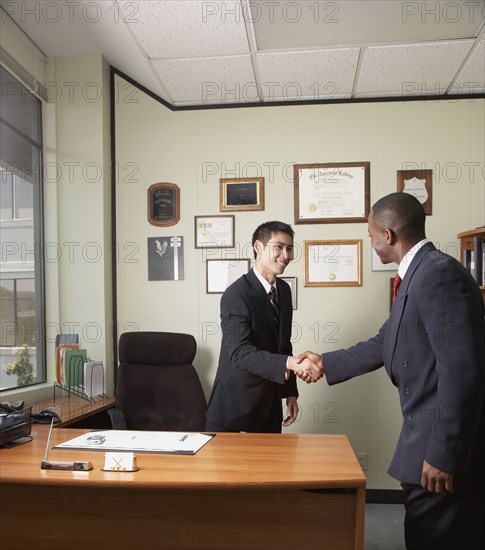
[0,425,365,489]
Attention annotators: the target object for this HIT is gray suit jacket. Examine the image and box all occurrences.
[206,269,297,432]
[323,243,485,484]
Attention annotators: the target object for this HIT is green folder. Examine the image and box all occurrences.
[64,348,87,388]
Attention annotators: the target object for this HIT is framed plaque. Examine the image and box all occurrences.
[397,169,432,215]
[294,162,370,224]
[148,182,180,227]
[220,177,264,212]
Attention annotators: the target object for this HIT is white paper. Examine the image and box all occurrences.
[55,430,214,455]
[84,361,104,397]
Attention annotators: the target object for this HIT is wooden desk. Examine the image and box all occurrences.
[0,426,365,550]
[30,394,115,428]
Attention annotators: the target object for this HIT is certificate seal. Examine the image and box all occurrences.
[329,273,336,281]
[308,203,317,213]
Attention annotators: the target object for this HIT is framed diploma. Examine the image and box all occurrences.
[397,169,432,215]
[280,276,298,309]
[195,215,235,248]
[220,177,264,212]
[304,240,362,287]
[148,182,180,227]
[294,162,370,224]
[206,259,251,294]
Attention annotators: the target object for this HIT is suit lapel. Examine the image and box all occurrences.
[385,242,437,381]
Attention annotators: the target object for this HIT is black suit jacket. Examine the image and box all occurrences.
[206,269,298,432]
[323,243,485,484]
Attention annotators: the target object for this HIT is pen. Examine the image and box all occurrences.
[179,434,188,442]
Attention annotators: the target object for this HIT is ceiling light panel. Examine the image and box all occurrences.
[151,55,258,104]
[356,40,476,97]
[256,49,359,101]
[122,0,250,59]
[251,0,482,51]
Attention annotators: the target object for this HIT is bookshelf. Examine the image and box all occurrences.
[457,227,485,300]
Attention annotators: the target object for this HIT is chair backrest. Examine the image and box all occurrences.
[116,331,207,431]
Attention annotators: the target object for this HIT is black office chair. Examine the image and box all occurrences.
[108,332,207,431]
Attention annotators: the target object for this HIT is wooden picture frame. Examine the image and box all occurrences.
[220,177,264,212]
[147,182,180,227]
[397,169,432,215]
[304,240,362,287]
[206,259,251,293]
[280,276,297,309]
[194,215,235,249]
[294,162,370,224]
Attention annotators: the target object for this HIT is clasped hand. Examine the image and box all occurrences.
[287,351,324,384]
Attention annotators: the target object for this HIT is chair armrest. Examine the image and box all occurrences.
[107,408,128,430]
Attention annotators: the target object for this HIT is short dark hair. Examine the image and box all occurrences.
[371,192,426,241]
[252,221,294,259]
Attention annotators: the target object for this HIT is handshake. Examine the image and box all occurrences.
[287,351,324,384]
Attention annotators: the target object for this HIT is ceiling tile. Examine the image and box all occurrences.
[257,49,359,101]
[151,55,258,104]
[122,0,250,59]
[356,40,475,97]
[454,38,485,94]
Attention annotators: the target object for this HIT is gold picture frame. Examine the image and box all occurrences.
[220,177,264,212]
[304,240,362,287]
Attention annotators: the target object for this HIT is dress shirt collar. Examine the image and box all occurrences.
[252,267,276,295]
[398,238,431,280]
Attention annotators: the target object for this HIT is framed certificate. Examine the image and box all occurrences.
[195,215,235,248]
[280,276,297,309]
[147,182,180,227]
[206,259,251,293]
[294,162,370,224]
[304,240,362,287]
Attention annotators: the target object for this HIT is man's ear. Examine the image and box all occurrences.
[385,229,397,245]
[254,240,263,258]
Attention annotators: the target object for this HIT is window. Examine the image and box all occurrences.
[0,65,44,390]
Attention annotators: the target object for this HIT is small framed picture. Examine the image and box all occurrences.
[304,240,362,287]
[220,177,264,212]
[280,276,297,309]
[397,169,432,215]
[195,215,235,248]
[206,259,251,293]
[147,182,180,226]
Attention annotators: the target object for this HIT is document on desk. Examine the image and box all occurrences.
[54,430,214,455]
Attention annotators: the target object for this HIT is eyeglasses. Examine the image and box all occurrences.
[264,241,294,254]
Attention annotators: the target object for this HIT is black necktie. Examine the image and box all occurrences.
[269,286,279,322]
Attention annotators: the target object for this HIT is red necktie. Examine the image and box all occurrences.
[393,274,402,300]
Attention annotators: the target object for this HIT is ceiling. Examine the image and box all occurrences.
[2,0,484,107]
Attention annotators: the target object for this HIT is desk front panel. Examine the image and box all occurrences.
[0,427,365,549]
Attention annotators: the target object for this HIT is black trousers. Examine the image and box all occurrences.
[401,480,485,550]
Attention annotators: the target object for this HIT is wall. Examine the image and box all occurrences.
[115,73,484,490]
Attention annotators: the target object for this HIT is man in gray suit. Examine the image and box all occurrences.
[301,193,485,549]
[206,220,323,433]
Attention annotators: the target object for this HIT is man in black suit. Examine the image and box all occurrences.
[300,193,485,549]
[206,220,323,433]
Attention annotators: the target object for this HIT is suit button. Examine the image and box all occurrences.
[407,415,413,422]
[404,387,410,395]
[402,361,408,368]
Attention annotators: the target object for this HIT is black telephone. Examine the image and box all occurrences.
[31,408,61,424]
